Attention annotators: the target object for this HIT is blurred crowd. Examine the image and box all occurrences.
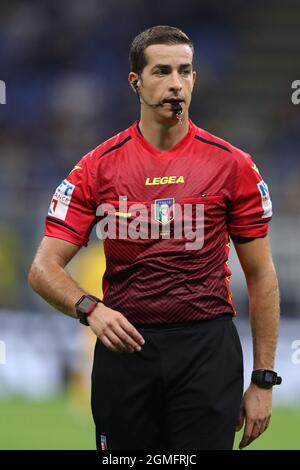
[0,0,299,313]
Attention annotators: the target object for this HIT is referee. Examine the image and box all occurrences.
[29,26,280,450]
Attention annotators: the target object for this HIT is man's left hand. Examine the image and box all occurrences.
[236,383,272,449]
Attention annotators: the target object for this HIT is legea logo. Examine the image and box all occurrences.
[0,80,6,104]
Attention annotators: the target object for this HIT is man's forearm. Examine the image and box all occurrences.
[246,266,280,370]
[28,260,87,318]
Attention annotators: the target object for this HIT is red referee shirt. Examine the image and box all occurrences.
[45,120,272,324]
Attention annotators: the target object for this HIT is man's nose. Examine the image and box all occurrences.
[169,73,183,92]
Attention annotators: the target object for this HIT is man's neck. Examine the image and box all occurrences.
[138,114,190,151]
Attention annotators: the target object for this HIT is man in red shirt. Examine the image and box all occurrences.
[29,25,280,450]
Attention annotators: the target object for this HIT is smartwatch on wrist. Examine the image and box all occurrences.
[75,294,102,326]
[251,369,282,389]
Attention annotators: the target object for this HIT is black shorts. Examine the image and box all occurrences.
[91,315,244,450]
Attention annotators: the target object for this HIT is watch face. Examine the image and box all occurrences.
[264,371,275,384]
[79,296,95,311]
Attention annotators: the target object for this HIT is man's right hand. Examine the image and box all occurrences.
[87,303,145,354]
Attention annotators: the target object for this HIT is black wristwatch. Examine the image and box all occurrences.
[75,294,102,326]
[251,369,282,389]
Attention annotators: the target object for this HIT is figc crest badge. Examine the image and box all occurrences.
[154,198,175,224]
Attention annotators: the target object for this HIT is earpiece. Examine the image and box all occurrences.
[133,80,139,93]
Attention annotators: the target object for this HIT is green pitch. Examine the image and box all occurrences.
[0,395,95,450]
[0,396,299,450]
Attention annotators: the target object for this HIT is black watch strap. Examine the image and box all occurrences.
[251,369,282,389]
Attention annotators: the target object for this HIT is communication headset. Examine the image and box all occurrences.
[133,80,139,93]
[131,77,183,123]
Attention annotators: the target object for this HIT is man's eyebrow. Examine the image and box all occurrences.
[178,63,192,69]
[151,64,171,71]
[151,63,192,71]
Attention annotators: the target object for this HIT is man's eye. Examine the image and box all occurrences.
[181,70,191,75]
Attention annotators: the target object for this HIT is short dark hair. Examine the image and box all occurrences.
[130,25,194,75]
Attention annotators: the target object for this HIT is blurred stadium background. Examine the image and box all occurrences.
[0,0,299,450]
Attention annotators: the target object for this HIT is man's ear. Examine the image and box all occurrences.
[192,70,197,89]
[128,73,139,93]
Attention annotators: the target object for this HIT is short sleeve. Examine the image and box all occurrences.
[228,154,272,238]
[45,152,97,246]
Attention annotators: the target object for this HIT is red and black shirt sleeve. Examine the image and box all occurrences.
[228,153,272,241]
[45,152,97,247]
